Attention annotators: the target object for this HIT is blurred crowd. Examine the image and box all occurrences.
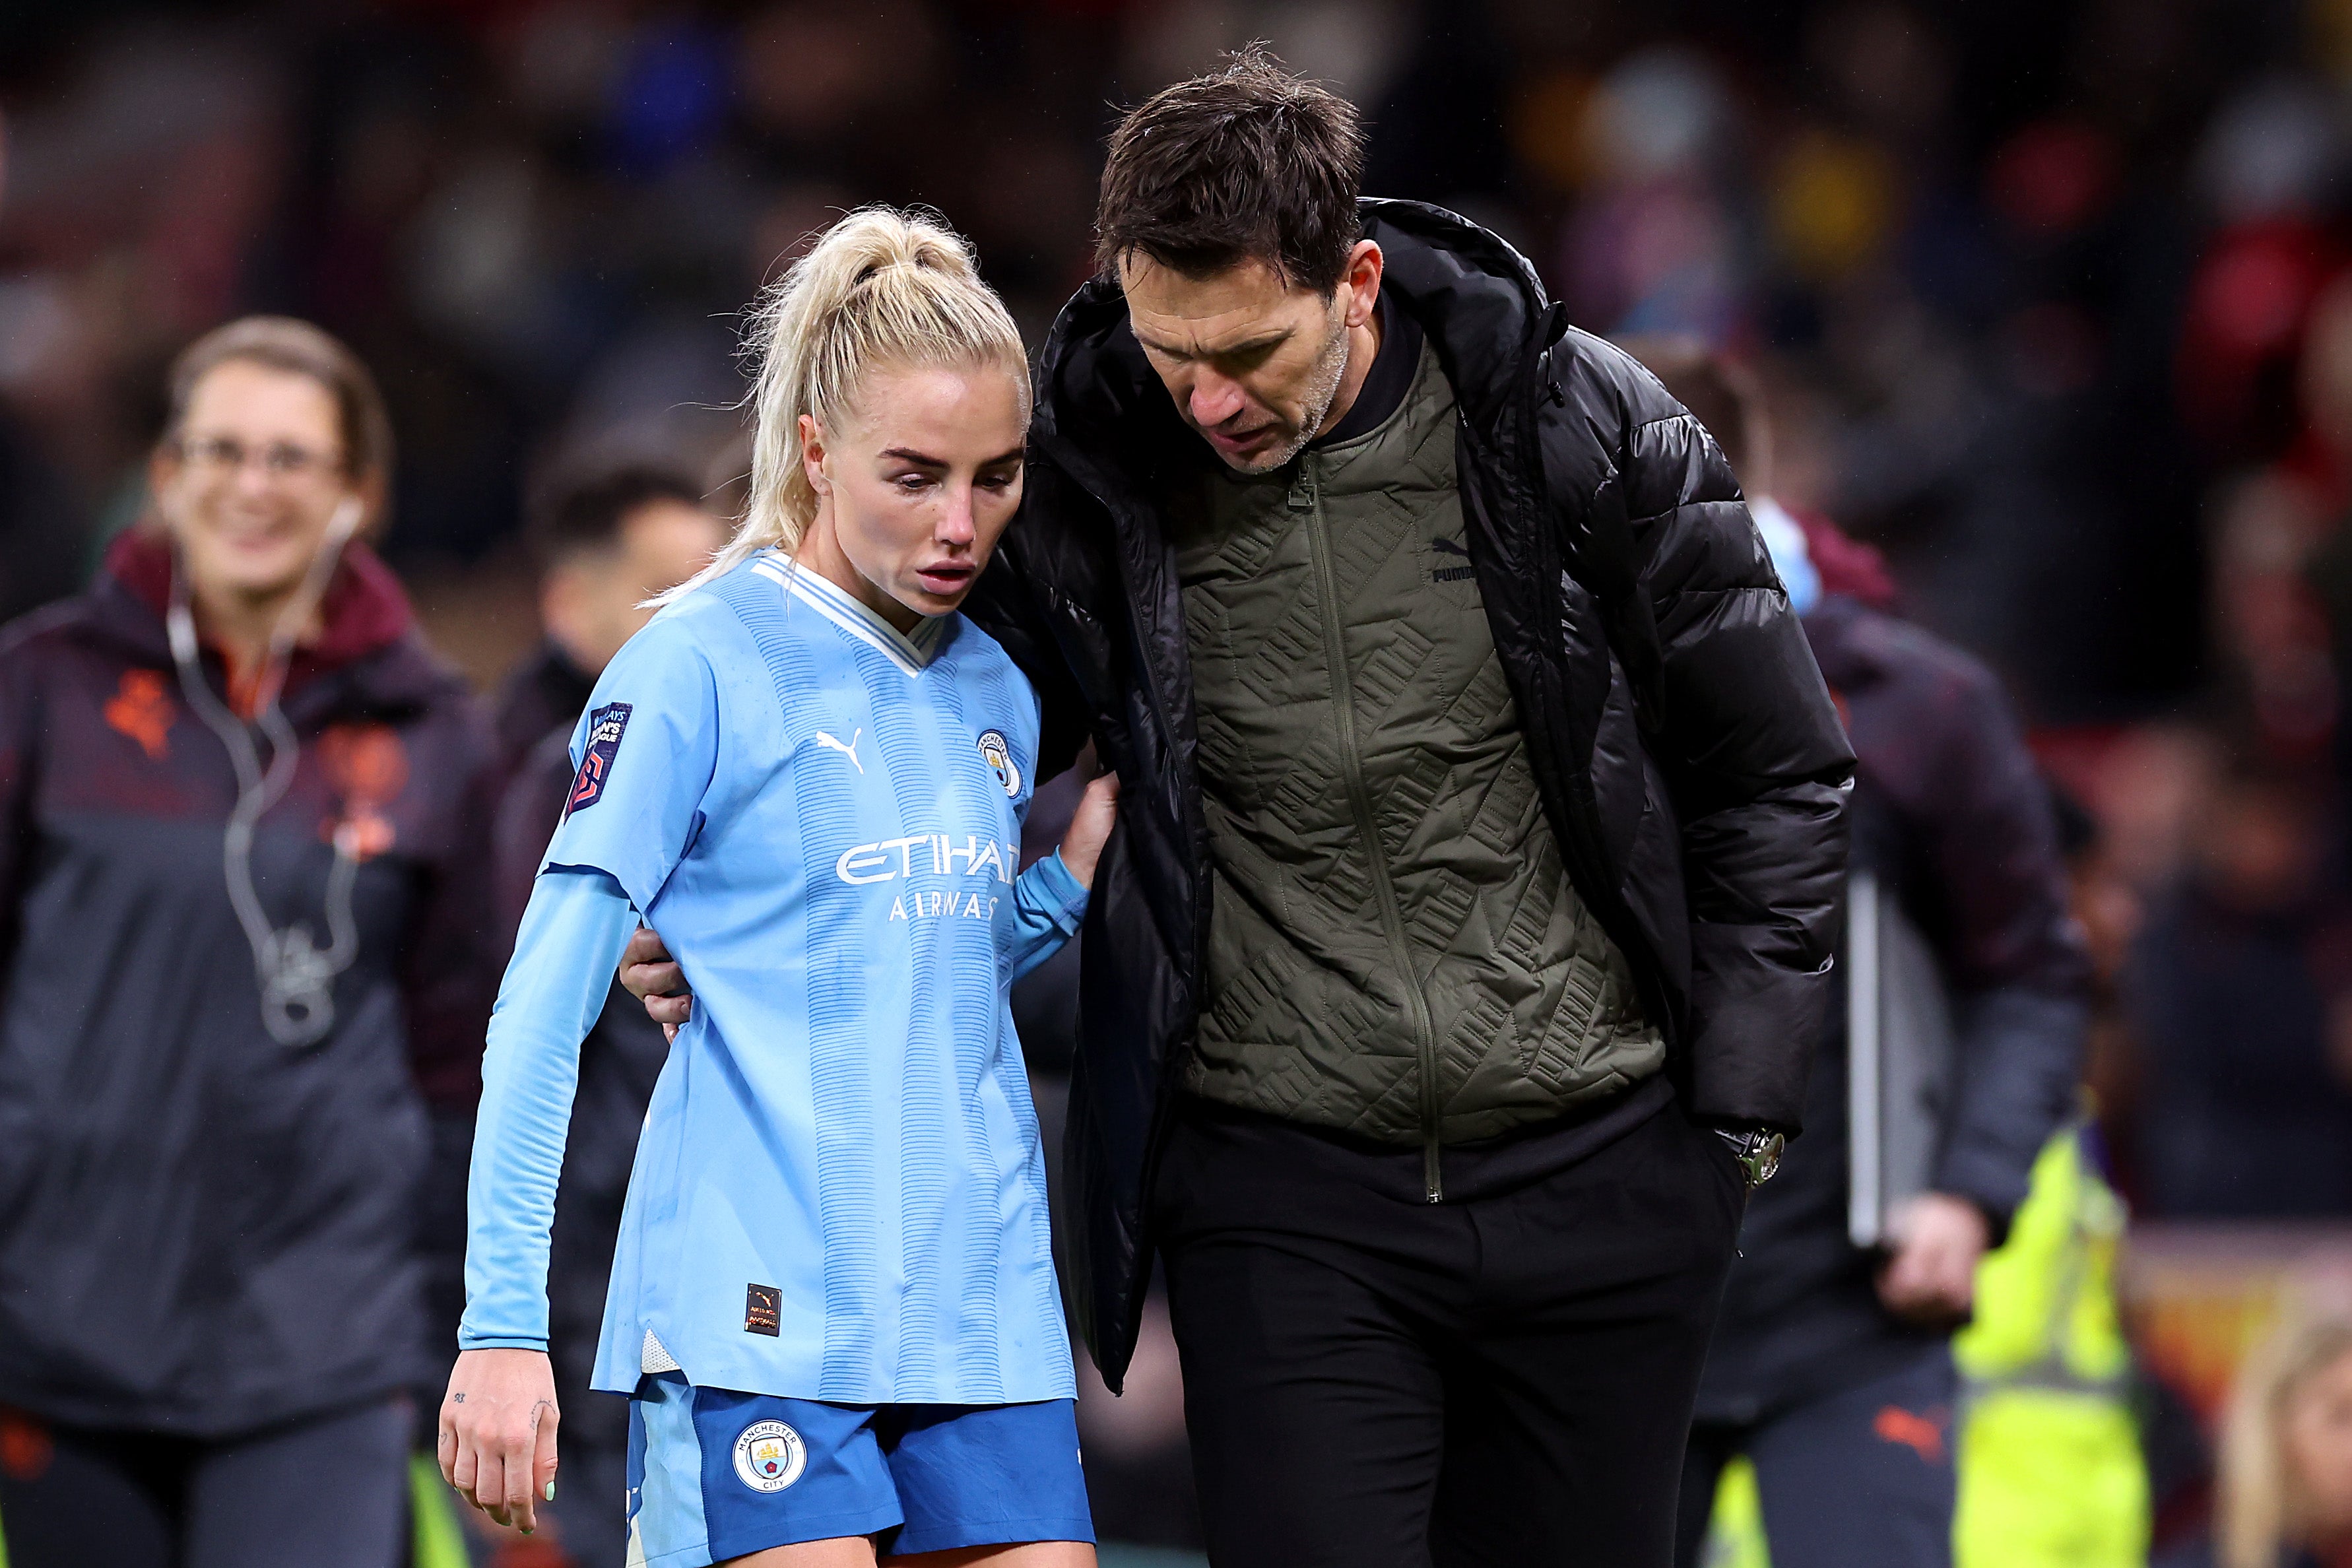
[15,0,2352,1559]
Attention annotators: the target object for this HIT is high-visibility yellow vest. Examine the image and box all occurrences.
[1704,1123,2149,1568]
[1951,1123,2147,1568]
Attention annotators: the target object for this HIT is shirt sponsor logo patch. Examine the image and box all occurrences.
[975,729,1020,798]
[566,703,632,816]
[744,1282,781,1337]
[733,1419,805,1493]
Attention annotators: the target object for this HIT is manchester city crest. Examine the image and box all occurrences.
[976,729,1020,798]
[733,1418,806,1493]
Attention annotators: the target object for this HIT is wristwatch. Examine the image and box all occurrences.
[1715,1128,1786,1189]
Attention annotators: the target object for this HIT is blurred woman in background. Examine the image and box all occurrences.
[2163,1310,2352,1568]
[0,316,498,1568]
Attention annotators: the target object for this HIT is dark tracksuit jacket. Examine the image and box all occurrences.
[487,643,672,1398]
[487,643,670,1566]
[1694,592,2091,1427]
[0,531,500,1438]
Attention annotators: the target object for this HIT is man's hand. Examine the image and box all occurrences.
[440,1348,560,1533]
[619,925,689,1039]
[1058,768,1122,888]
[1876,1192,1991,1328]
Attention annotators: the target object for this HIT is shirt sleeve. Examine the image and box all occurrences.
[459,866,643,1351]
[539,612,722,913]
[1006,849,1088,984]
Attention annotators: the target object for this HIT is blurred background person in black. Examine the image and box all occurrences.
[490,461,721,783]
[486,457,721,1567]
[0,315,498,1568]
[1633,340,2089,1568]
[2123,758,2352,1219]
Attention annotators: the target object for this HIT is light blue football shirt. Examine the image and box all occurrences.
[460,552,1086,1406]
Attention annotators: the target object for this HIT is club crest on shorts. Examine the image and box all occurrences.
[975,729,1020,798]
[733,1418,806,1493]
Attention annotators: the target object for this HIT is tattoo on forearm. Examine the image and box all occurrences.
[454,1392,465,1403]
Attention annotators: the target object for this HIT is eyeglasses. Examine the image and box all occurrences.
[177,436,343,481]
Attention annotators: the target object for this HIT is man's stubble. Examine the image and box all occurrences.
[1224,304,1352,475]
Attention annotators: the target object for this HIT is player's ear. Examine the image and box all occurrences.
[799,413,831,497]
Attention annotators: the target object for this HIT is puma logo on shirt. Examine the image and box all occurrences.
[814,730,864,774]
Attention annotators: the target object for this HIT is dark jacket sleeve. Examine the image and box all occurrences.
[401,700,504,1113]
[966,470,1107,784]
[1907,655,2089,1235]
[1588,351,1856,1130]
[0,623,47,973]
[492,727,577,938]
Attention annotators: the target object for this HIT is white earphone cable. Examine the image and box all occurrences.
[166,497,367,1049]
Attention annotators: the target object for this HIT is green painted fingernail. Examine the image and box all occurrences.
[544,1482,557,1501]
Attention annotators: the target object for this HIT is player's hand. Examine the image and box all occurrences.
[620,925,691,1037]
[440,1348,560,1533]
[1876,1191,1990,1328]
[1057,766,1122,889]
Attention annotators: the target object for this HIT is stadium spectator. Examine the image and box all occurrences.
[1633,339,2089,1568]
[2157,1311,2352,1568]
[483,459,721,1565]
[2124,760,2352,1219]
[491,463,722,783]
[0,316,499,1568]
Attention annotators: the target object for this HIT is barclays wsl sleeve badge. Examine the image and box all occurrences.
[733,1419,806,1493]
[975,729,1021,798]
[566,702,633,816]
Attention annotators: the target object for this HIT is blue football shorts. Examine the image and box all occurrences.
[623,1372,1094,1565]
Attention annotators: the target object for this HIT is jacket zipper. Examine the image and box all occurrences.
[1293,464,1447,1202]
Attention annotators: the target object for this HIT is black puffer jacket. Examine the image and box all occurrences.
[966,200,1855,1387]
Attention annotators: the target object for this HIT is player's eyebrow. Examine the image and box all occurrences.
[878,446,1027,469]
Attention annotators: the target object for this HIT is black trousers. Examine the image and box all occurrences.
[1676,1346,1959,1568]
[1156,1096,1746,1568]
[0,1396,409,1568]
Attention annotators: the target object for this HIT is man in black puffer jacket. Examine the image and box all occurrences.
[624,49,1852,1568]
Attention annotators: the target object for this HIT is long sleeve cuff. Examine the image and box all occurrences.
[1007,850,1088,983]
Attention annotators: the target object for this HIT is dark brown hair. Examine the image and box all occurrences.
[164,315,395,482]
[527,461,706,569]
[1095,44,1366,294]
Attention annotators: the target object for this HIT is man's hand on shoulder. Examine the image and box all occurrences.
[619,925,690,1040]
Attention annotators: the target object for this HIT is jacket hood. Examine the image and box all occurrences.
[87,528,455,713]
[1034,198,1558,469]
[1790,510,1901,612]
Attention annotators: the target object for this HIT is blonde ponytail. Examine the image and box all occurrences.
[664,207,1028,603]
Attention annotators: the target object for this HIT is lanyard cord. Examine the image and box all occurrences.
[164,500,366,1049]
